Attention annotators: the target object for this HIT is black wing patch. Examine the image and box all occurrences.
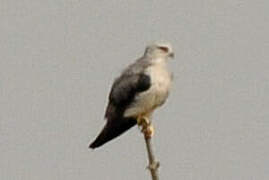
[109,73,150,107]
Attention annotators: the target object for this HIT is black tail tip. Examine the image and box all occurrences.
[89,143,95,149]
[89,141,100,149]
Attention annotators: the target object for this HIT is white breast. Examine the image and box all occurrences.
[145,61,172,106]
[124,59,172,118]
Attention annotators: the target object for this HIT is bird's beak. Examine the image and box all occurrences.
[169,52,175,59]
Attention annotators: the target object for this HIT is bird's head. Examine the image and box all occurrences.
[144,42,174,60]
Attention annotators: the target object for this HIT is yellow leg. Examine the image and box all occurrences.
[137,115,144,126]
[144,124,154,139]
[137,116,154,138]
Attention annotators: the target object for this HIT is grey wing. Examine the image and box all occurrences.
[89,72,151,148]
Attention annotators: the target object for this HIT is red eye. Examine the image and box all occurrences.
[158,46,169,53]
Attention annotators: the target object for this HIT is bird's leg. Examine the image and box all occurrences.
[137,115,144,126]
[137,116,154,139]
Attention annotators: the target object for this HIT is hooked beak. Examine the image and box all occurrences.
[169,52,175,59]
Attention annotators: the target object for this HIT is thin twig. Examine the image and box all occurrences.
[140,118,160,180]
[144,134,160,180]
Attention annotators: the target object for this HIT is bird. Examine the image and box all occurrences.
[89,42,174,149]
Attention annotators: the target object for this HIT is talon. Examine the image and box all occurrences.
[137,116,154,138]
[143,117,150,125]
[137,116,150,126]
[144,124,154,139]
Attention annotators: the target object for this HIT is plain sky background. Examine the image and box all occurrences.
[1,0,269,180]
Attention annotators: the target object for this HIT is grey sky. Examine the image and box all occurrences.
[1,0,269,180]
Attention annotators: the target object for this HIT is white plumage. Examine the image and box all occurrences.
[124,58,172,118]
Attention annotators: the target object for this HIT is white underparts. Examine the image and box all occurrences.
[124,58,172,118]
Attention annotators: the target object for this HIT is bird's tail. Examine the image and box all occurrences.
[89,118,137,149]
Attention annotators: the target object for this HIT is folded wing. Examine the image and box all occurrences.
[89,73,151,149]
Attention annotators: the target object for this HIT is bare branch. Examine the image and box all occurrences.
[140,117,160,180]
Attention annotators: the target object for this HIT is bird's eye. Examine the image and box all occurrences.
[157,46,169,53]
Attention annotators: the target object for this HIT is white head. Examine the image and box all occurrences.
[144,41,174,59]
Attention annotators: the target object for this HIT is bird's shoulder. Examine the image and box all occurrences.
[104,57,151,119]
[122,56,151,75]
